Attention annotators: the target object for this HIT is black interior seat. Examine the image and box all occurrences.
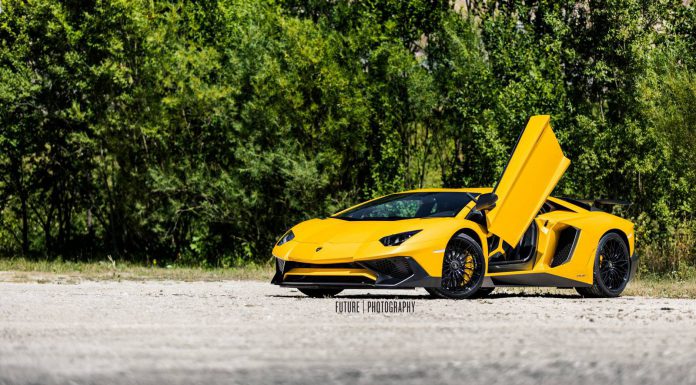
[505,221,537,262]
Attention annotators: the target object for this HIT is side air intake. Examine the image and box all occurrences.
[551,227,580,267]
[360,257,413,280]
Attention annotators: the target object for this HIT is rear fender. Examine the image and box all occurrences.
[548,213,634,283]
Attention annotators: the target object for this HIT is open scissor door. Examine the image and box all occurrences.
[486,115,570,248]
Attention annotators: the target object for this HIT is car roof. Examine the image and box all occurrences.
[400,187,493,194]
[397,187,589,213]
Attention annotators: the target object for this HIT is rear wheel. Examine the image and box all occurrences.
[298,288,343,298]
[576,232,630,298]
[426,233,486,299]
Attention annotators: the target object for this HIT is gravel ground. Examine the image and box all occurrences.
[1,280,695,385]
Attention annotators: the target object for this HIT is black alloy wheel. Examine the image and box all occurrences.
[426,233,486,299]
[576,232,630,298]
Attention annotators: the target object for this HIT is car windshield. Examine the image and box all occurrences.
[335,192,476,221]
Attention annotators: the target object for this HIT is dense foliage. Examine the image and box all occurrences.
[0,0,694,275]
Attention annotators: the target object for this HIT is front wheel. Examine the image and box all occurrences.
[576,232,630,298]
[426,233,486,299]
[298,288,343,298]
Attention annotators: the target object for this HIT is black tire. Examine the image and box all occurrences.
[576,232,630,298]
[426,233,486,299]
[297,288,343,298]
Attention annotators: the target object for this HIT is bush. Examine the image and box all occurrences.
[0,1,693,273]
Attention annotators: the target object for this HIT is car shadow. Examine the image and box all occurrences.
[486,292,582,299]
[267,291,583,300]
[267,293,433,300]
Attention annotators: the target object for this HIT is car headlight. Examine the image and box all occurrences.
[276,230,295,246]
[379,230,421,246]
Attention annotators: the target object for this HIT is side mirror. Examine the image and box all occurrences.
[474,193,498,212]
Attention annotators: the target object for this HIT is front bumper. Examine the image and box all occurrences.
[271,256,441,289]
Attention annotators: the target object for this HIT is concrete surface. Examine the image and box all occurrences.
[1,281,695,385]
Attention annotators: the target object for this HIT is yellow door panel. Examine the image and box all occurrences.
[487,115,570,247]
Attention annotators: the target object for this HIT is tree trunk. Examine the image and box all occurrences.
[20,191,29,256]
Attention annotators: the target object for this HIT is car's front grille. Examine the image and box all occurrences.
[278,261,360,273]
[277,257,417,282]
[289,261,359,269]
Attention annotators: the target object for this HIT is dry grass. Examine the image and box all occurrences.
[1,258,695,298]
[0,258,274,284]
[623,278,696,298]
[490,279,696,299]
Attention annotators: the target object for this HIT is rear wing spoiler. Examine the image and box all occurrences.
[559,197,631,211]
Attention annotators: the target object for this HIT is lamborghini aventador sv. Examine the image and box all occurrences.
[271,115,638,299]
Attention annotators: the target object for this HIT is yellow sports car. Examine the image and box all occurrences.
[271,115,638,299]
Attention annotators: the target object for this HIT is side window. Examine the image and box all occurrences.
[537,200,570,216]
[538,201,552,215]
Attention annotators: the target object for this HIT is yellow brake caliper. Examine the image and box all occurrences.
[461,254,474,285]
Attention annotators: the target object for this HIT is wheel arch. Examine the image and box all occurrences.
[603,229,631,256]
[429,225,489,299]
[555,212,635,263]
[453,227,486,253]
[578,228,633,297]
[451,225,490,273]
